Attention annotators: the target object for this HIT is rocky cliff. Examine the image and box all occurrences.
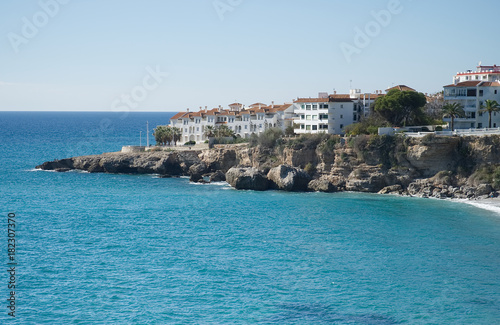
[37,134,500,199]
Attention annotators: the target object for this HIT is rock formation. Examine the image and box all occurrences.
[36,134,500,199]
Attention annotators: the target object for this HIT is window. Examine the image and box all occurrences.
[340,124,344,129]
[306,125,311,130]
[479,90,484,97]
[340,105,344,108]
[476,76,479,80]
[353,114,357,121]
[245,125,248,129]
[301,115,305,120]
[196,127,199,131]
[301,105,305,109]
[300,124,305,129]
[340,115,343,119]
[306,105,312,110]
[312,125,318,130]
[495,123,497,128]
[312,115,317,120]
[312,105,318,110]
[467,89,477,97]
[306,115,311,120]
[478,123,483,128]
[496,90,498,94]
[320,104,329,109]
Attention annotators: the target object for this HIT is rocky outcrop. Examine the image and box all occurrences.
[308,177,337,193]
[267,165,311,192]
[37,151,203,176]
[225,167,269,191]
[36,134,500,198]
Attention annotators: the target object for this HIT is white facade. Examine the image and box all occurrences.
[443,65,500,129]
[293,91,380,135]
[170,103,294,144]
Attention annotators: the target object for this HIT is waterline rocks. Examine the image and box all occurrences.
[225,167,269,191]
[36,135,500,198]
[267,165,311,192]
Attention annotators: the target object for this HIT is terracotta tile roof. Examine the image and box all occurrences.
[294,98,330,103]
[329,94,353,100]
[444,81,482,88]
[249,103,267,108]
[480,81,500,87]
[229,103,243,106]
[386,85,416,92]
[170,112,187,120]
[269,104,293,112]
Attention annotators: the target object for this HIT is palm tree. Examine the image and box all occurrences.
[442,103,465,131]
[153,126,169,146]
[204,125,215,138]
[171,127,182,146]
[480,100,500,128]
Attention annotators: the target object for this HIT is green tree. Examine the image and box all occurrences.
[218,125,234,137]
[480,100,500,128]
[171,127,182,146]
[153,125,169,146]
[204,125,215,138]
[442,102,465,131]
[374,89,428,127]
[285,125,295,136]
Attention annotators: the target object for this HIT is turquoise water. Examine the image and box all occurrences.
[1,112,500,324]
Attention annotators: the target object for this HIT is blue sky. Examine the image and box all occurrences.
[0,0,499,111]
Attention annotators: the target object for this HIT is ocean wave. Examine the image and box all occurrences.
[459,200,500,216]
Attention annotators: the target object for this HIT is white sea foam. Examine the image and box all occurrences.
[459,200,500,215]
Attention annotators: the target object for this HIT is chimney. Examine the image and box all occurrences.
[271,101,274,108]
[187,108,190,112]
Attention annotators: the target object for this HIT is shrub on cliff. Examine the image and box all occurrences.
[318,135,342,154]
[249,128,283,149]
[287,133,329,150]
[469,165,500,189]
[304,162,317,176]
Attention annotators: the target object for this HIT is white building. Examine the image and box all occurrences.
[293,90,382,135]
[443,65,500,129]
[170,102,294,144]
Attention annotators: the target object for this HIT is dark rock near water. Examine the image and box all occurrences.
[267,165,311,192]
[210,170,226,182]
[226,167,269,191]
[308,178,337,193]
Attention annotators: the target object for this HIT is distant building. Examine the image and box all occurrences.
[443,65,500,129]
[293,90,383,135]
[170,102,294,144]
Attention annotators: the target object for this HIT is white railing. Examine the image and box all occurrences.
[405,128,500,137]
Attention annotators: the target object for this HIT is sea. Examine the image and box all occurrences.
[0,111,499,324]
